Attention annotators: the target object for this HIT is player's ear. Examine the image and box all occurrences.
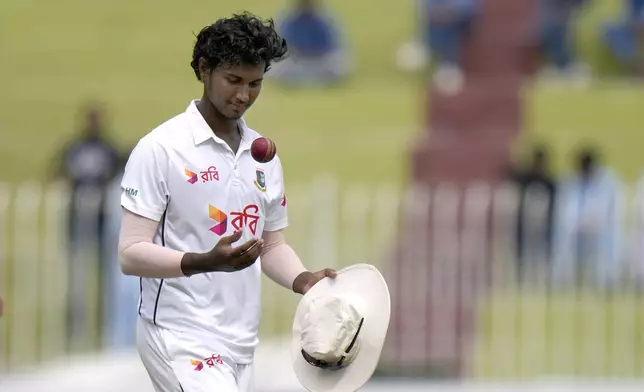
[198,58,210,82]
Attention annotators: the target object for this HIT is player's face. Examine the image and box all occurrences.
[203,61,265,120]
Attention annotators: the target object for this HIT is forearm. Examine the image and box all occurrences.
[261,230,308,291]
[119,242,186,278]
[119,208,188,278]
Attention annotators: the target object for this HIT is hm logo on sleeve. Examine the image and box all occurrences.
[125,187,139,197]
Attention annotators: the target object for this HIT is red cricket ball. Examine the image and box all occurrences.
[250,137,277,163]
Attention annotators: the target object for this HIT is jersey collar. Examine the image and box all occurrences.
[187,100,252,151]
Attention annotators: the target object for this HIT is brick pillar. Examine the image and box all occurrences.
[383,0,539,378]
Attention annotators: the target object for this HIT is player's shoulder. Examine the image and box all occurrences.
[133,111,192,152]
[148,112,190,145]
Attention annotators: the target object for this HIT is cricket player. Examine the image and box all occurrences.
[118,13,336,392]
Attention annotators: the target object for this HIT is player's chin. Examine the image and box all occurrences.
[225,113,244,120]
[226,108,247,120]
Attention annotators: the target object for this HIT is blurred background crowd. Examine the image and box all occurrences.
[1,0,644,387]
[399,0,644,87]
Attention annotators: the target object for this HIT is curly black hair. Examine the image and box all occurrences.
[190,12,288,81]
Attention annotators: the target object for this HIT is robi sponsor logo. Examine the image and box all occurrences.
[230,204,260,235]
[185,169,198,184]
[208,204,260,236]
[186,166,219,184]
[208,205,227,235]
[191,354,223,371]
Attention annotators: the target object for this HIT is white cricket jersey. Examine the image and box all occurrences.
[120,100,288,364]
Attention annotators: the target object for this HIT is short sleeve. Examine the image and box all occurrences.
[264,156,288,232]
[120,136,169,221]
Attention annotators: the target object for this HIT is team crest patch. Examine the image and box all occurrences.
[254,169,266,192]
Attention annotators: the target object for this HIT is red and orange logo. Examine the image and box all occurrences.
[191,354,223,371]
[186,166,219,184]
[209,205,227,236]
[230,204,260,235]
[185,169,198,184]
[208,204,260,236]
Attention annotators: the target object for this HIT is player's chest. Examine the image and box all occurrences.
[166,148,269,210]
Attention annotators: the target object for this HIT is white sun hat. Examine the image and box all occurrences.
[291,264,391,392]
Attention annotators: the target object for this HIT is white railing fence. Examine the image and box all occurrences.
[1,174,644,379]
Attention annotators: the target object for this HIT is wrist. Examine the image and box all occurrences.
[292,271,313,295]
[180,252,210,277]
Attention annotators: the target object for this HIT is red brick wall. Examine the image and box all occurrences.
[383,0,539,377]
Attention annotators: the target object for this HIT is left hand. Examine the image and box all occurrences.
[293,268,337,295]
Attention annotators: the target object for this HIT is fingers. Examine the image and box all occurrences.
[229,238,261,258]
[313,269,337,280]
[240,239,263,259]
[323,268,337,278]
[233,251,261,271]
[218,230,243,245]
[223,238,263,272]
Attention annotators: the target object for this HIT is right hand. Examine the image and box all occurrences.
[181,231,264,276]
[205,230,264,273]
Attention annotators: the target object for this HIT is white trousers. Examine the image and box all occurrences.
[137,317,254,392]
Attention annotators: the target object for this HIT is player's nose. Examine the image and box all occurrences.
[236,85,250,103]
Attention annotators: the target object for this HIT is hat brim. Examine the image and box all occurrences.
[291,264,391,392]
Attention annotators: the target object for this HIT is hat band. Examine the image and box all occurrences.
[301,317,365,371]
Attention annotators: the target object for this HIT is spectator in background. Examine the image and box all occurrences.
[424,0,478,67]
[394,0,432,73]
[538,0,591,79]
[627,170,644,289]
[628,171,644,288]
[551,147,623,289]
[268,0,351,86]
[54,102,122,349]
[422,0,479,93]
[602,0,644,76]
[508,146,557,284]
[395,0,479,90]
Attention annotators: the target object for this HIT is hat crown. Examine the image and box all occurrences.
[300,295,363,365]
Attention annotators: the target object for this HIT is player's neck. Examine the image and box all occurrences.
[196,99,239,139]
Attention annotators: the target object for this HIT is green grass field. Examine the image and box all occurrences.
[1,0,644,378]
[0,0,419,189]
[0,0,641,184]
[525,82,644,182]
[472,290,644,378]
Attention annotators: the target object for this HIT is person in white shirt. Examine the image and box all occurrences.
[551,147,623,289]
[118,12,336,392]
